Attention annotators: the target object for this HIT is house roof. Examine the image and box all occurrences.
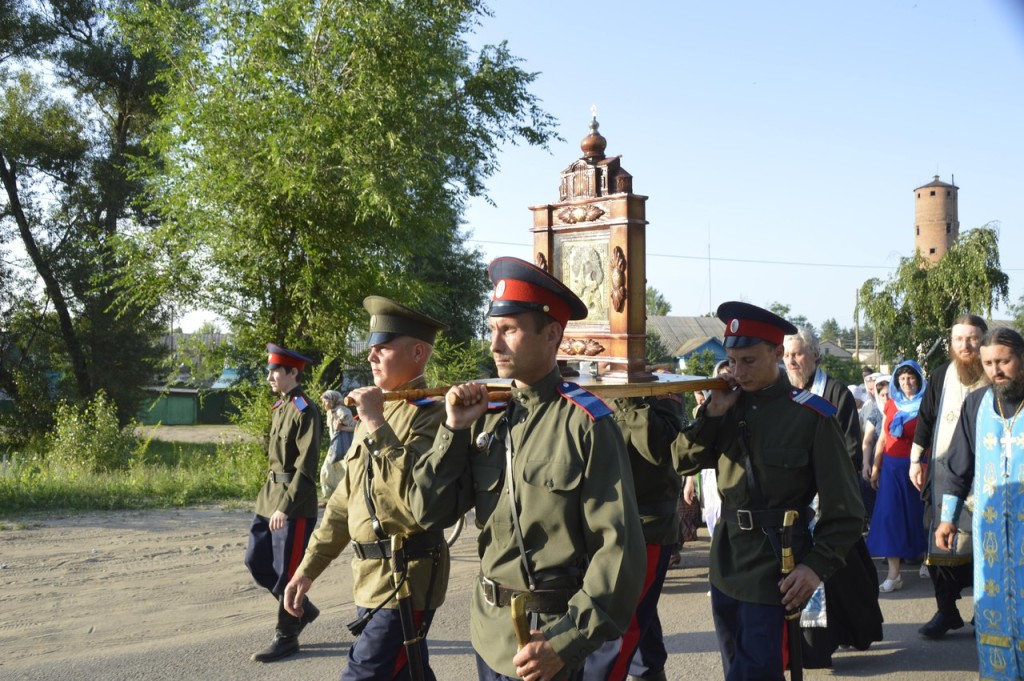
[820,341,853,360]
[676,336,724,357]
[647,316,726,357]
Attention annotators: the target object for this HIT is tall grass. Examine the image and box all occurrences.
[0,439,266,514]
[0,391,269,516]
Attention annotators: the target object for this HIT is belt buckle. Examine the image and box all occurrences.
[736,509,754,531]
[480,576,499,606]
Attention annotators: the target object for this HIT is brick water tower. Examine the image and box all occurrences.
[914,175,959,264]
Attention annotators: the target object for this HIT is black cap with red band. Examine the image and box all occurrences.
[266,343,313,370]
[487,257,588,327]
[717,301,797,348]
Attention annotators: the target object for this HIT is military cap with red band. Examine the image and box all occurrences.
[717,301,797,348]
[266,343,313,370]
[487,257,588,326]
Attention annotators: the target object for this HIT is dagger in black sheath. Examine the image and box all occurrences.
[390,534,426,681]
[780,509,803,681]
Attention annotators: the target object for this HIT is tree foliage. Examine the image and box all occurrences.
[645,329,674,366]
[684,348,719,378]
[1,0,168,439]
[119,0,556,363]
[646,286,672,316]
[769,302,814,335]
[820,355,863,387]
[859,225,1008,371]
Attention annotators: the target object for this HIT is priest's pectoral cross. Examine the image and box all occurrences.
[1001,431,1014,457]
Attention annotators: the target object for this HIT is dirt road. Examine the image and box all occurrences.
[1,507,979,680]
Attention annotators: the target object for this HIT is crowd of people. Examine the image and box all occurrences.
[243,256,1011,681]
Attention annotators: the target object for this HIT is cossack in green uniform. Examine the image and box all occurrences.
[409,257,646,681]
[255,386,321,520]
[581,395,685,681]
[287,296,450,681]
[671,302,863,681]
[296,379,449,610]
[245,343,322,663]
[674,375,863,603]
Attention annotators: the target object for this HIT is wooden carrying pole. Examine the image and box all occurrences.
[345,377,729,407]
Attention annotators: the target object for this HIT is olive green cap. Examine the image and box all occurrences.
[363,296,448,345]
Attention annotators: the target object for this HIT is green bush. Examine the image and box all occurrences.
[48,391,142,473]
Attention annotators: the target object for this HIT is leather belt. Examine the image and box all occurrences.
[269,471,293,483]
[478,575,575,613]
[723,506,814,531]
[352,530,445,560]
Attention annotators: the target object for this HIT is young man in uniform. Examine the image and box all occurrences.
[245,344,322,662]
[409,256,645,681]
[283,297,450,680]
[673,302,864,681]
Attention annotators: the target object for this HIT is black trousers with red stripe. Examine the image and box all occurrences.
[581,543,673,681]
[343,607,436,681]
[244,514,315,596]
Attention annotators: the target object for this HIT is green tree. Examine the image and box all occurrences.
[820,355,863,387]
[684,348,719,377]
[647,286,672,316]
[120,0,557,363]
[768,302,814,335]
[859,225,1008,371]
[645,329,675,366]
[1,0,168,435]
[820,318,842,345]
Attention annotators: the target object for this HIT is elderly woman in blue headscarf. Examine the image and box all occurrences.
[866,360,929,593]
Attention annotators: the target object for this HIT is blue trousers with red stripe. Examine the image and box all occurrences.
[343,607,436,681]
[710,584,786,681]
[244,514,315,596]
[581,543,672,681]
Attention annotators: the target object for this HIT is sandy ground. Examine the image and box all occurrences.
[0,504,981,681]
[0,424,981,679]
[0,506,485,681]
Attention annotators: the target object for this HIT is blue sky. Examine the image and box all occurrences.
[459,0,1024,330]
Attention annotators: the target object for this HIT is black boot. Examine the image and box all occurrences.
[918,609,965,639]
[251,597,302,662]
[299,598,319,634]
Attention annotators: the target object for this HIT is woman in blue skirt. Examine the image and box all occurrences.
[867,360,928,593]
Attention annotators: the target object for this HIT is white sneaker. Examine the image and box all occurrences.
[879,577,903,593]
[919,564,930,578]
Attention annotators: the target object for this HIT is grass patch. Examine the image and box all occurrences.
[0,438,266,516]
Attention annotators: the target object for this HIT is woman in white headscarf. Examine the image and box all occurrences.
[318,390,356,498]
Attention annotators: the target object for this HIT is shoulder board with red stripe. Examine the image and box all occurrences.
[557,382,613,421]
[271,399,283,411]
[789,389,837,417]
[292,396,310,412]
[407,397,435,407]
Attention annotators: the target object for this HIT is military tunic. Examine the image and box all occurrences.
[610,396,684,545]
[296,376,449,611]
[255,385,321,520]
[673,373,864,606]
[410,368,646,678]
